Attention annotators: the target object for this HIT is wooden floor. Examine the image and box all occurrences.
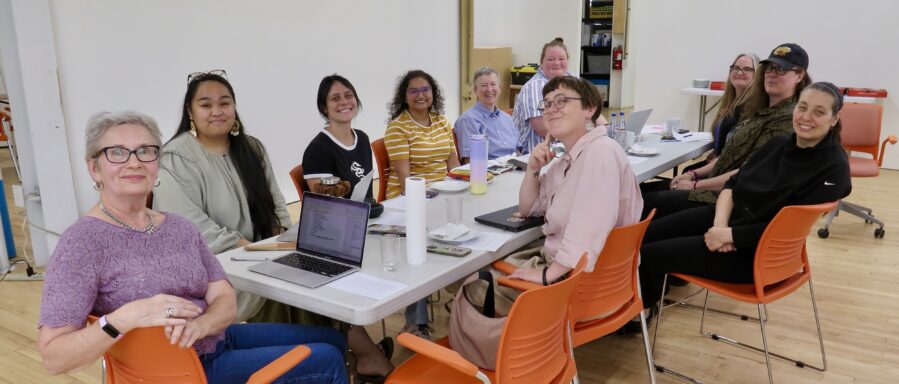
[2,146,898,383]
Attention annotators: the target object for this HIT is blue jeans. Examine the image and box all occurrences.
[201,323,348,384]
[404,298,429,325]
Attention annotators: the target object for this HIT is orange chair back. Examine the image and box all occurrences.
[752,202,837,300]
[371,138,390,202]
[289,164,307,200]
[452,130,461,160]
[568,211,654,345]
[88,316,206,384]
[503,108,513,116]
[840,103,884,164]
[493,258,584,384]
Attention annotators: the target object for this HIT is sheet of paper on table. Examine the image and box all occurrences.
[451,230,514,252]
[369,210,405,226]
[674,131,713,142]
[325,272,408,300]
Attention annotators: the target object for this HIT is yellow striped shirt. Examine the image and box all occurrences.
[385,111,457,199]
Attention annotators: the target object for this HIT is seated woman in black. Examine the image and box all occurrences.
[300,75,394,381]
[302,74,374,199]
[633,82,851,323]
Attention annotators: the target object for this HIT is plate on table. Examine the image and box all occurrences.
[430,179,470,192]
[627,145,660,157]
[428,228,479,244]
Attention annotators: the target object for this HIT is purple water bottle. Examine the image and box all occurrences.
[470,134,488,195]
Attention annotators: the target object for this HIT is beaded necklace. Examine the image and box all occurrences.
[99,202,156,235]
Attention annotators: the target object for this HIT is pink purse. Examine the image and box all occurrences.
[448,271,506,370]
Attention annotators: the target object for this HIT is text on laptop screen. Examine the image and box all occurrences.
[296,194,368,264]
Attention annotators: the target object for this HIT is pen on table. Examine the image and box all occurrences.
[681,133,693,138]
[230,256,273,262]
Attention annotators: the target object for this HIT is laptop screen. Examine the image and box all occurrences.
[296,193,370,265]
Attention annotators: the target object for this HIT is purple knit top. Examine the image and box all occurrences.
[39,213,229,355]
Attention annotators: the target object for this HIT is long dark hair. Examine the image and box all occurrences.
[387,70,445,121]
[172,73,280,241]
[317,74,362,121]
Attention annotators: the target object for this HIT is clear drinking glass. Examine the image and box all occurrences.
[380,234,400,271]
[446,196,463,226]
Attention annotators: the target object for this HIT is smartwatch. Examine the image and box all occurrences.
[99,315,124,340]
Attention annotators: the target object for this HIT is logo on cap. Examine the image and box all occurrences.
[773,46,792,56]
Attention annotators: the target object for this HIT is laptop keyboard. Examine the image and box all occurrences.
[274,253,353,277]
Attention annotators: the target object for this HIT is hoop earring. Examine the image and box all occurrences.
[154,178,161,188]
[92,180,102,191]
[189,120,198,138]
[230,121,241,137]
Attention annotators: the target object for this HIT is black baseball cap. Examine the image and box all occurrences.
[760,43,809,70]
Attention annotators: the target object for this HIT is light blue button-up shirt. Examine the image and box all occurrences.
[454,101,518,159]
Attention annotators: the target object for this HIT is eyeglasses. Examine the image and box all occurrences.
[187,69,228,84]
[764,65,797,76]
[95,145,160,164]
[729,65,755,74]
[537,95,582,112]
[406,86,432,97]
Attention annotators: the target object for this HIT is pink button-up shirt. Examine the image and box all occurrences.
[526,127,643,272]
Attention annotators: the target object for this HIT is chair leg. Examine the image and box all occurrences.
[808,276,828,371]
[698,290,710,335]
[639,310,658,384]
[757,304,775,383]
[101,358,107,384]
[651,274,704,384]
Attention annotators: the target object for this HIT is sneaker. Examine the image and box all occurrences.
[616,307,657,336]
[401,322,434,341]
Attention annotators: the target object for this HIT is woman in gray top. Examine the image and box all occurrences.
[154,71,290,322]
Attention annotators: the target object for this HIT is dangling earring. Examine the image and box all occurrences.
[230,120,241,137]
[92,180,102,191]
[189,120,198,138]
[585,119,595,132]
[154,178,161,188]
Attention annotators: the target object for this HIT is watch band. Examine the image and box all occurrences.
[99,315,123,340]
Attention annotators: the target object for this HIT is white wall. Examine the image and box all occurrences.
[49,0,460,211]
[473,0,581,75]
[631,0,899,169]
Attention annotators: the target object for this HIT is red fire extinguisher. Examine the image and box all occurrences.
[613,45,623,70]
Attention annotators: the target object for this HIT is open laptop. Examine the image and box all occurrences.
[250,192,370,288]
[475,205,544,232]
[624,109,653,137]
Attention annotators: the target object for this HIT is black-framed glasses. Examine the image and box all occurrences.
[729,65,754,74]
[763,65,797,76]
[537,95,582,112]
[187,69,228,84]
[95,145,160,163]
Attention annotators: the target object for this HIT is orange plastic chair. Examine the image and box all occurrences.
[289,164,308,200]
[87,316,310,384]
[386,258,585,384]
[371,138,390,202]
[493,211,657,383]
[818,103,896,239]
[652,202,837,384]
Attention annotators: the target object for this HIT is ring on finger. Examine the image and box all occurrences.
[166,307,175,318]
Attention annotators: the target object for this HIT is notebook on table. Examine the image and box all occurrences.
[249,192,370,288]
[474,205,544,232]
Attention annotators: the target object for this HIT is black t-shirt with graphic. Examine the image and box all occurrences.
[301,129,373,199]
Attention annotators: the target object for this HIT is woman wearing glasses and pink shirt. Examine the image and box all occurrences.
[466,76,642,313]
[643,43,811,220]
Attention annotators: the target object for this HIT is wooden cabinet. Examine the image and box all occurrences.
[465,47,513,111]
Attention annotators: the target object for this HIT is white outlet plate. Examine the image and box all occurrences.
[12,184,24,207]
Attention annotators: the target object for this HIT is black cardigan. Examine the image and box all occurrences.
[724,131,851,248]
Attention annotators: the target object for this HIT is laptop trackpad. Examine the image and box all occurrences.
[250,261,332,288]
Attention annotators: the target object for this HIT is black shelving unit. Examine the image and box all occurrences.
[581,0,613,106]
